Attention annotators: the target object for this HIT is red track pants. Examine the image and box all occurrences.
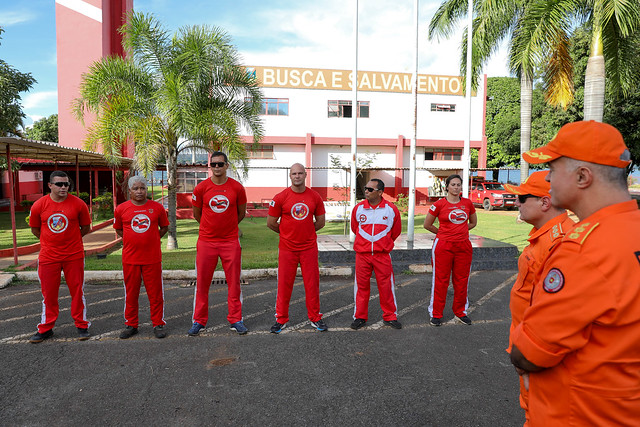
[354,252,398,321]
[36,258,90,333]
[275,246,322,324]
[429,238,472,318]
[193,239,243,325]
[122,262,166,328]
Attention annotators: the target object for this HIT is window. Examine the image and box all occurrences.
[246,144,274,159]
[247,98,289,116]
[177,171,208,193]
[328,100,370,118]
[430,103,456,112]
[425,148,462,161]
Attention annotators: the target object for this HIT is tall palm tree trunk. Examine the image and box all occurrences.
[584,8,605,122]
[520,74,533,182]
[165,147,178,250]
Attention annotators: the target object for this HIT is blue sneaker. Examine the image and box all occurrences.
[188,322,205,336]
[229,321,248,335]
[310,319,328,332]
[270,322,286,334]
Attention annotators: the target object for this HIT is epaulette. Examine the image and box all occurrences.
[563,222,599,245]
[548,222,566,242]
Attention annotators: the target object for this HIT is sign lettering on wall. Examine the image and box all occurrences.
[246,66,470,96]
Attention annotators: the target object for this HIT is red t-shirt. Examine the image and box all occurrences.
[114,200,169,265]
[268,187,325,251]
[29,194,91,263]
[429,197,475,241]
[192,177,247,242]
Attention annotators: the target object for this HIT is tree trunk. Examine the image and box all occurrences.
[584,9,605,122]
[165,147,178,250]
[520,73,533,183]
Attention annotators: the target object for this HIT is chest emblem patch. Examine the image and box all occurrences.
[543,268,564,293]
[291,202,309,220]
[359,214,367,223]
[131,214,151,233]
[48,214,69,233]
[209,195,230,213]
[449,209,468,225]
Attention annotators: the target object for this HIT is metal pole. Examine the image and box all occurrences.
[75,154,80,197]
[349,0,359,243]
[462,0,473,197]
[6,145,18,265]
[407,0,419,249]
[89,167,93,220]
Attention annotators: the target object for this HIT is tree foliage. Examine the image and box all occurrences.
[25,114,58,143]
[0,27,36,136]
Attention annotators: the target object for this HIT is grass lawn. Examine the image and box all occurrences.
[80,211,531,271]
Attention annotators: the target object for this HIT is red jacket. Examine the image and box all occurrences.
[351,198,401,254]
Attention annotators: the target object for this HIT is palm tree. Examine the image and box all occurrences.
[429,0,575,181]
[73,12,263,249]
[582,0,640,121]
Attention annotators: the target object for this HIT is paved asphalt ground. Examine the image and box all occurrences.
[0,270,524,426]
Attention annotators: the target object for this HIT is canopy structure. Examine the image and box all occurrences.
[1,137,133,266]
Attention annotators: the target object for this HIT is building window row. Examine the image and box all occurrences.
[327,100,370,118]
[431,103,456,112]
[177,171,209,193]
[425,148,462,161]
[246,144,275,159]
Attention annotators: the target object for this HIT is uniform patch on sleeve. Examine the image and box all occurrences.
[543,268,564,293]
[269,200,275,207]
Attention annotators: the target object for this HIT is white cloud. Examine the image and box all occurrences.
[22,90,58,110]
[0,10,35,26]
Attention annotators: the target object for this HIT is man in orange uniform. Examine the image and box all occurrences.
[28,171,92,343]
[267,163,327,333]
[511,121,640,426]
[504,171,574,425]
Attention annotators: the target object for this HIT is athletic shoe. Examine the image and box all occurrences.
[383,319,403,329]
[456,316,472,325]
[77,328,90,341]
[188,322,205,336]
[29,329,53,343]
[350,318,366,330]
[119,326,138,339]
[270,322,287,334]
[310,319,328,332]
[229,321,248,335]
[153,325,167,339]
[430,317,442,327]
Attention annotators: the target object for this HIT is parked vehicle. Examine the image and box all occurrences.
[469,179,517,211]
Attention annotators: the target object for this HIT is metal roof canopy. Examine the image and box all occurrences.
[0,137,133,168]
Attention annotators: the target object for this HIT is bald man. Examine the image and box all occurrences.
[267,163,327,333]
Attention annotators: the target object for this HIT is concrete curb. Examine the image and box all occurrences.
[0,273,14,289]
[12,266,354,283]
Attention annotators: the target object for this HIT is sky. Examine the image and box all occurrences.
[0,0,511,127]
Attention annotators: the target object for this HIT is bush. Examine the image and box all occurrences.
[395,193,409,216]
[78,192,90,204]
[20,200,35,209]
[93,192,113,218]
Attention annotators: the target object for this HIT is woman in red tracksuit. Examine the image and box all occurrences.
[423,174,477,326]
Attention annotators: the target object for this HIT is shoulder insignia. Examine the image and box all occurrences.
[563,222,599,245]
[543,268,564,293]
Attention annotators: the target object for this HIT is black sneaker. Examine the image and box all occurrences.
[77,328,90,341]
[188,322,205,336]
[350,318,366,330]
[383,319,402,329]
[456,316,472,325]
[119,326,138,339]
[153,325,167,339]
[310,319,328,332]
[29,329,53,343]
[270,322,287,334]
[430,317,442,327]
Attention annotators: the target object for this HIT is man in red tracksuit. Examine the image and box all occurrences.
[350,178,402,330]
[114,175,169,339]
[28,171,92,343]
[267,163,327,333]
[189,151,248,336]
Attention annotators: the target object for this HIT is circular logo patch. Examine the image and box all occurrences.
[543,268,564,293]
[359,214,367,223]
[209,195,230,213]
[131,214,151,233]
[449,209,468,225]
[47,214,69,233]
[291,202,309,220]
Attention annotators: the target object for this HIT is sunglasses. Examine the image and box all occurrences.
[211,162,227,168]
[52,182,70,188]
[518,194,538,203]
[363,186,379,192]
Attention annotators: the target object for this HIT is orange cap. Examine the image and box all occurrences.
[523,121,631,168]
[504,171,550,197]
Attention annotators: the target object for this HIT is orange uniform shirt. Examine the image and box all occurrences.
[512,200,640,426]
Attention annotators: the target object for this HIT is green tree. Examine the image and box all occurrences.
[73,12,263,249]
[0,27,36,136]
[25,114,58,143]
